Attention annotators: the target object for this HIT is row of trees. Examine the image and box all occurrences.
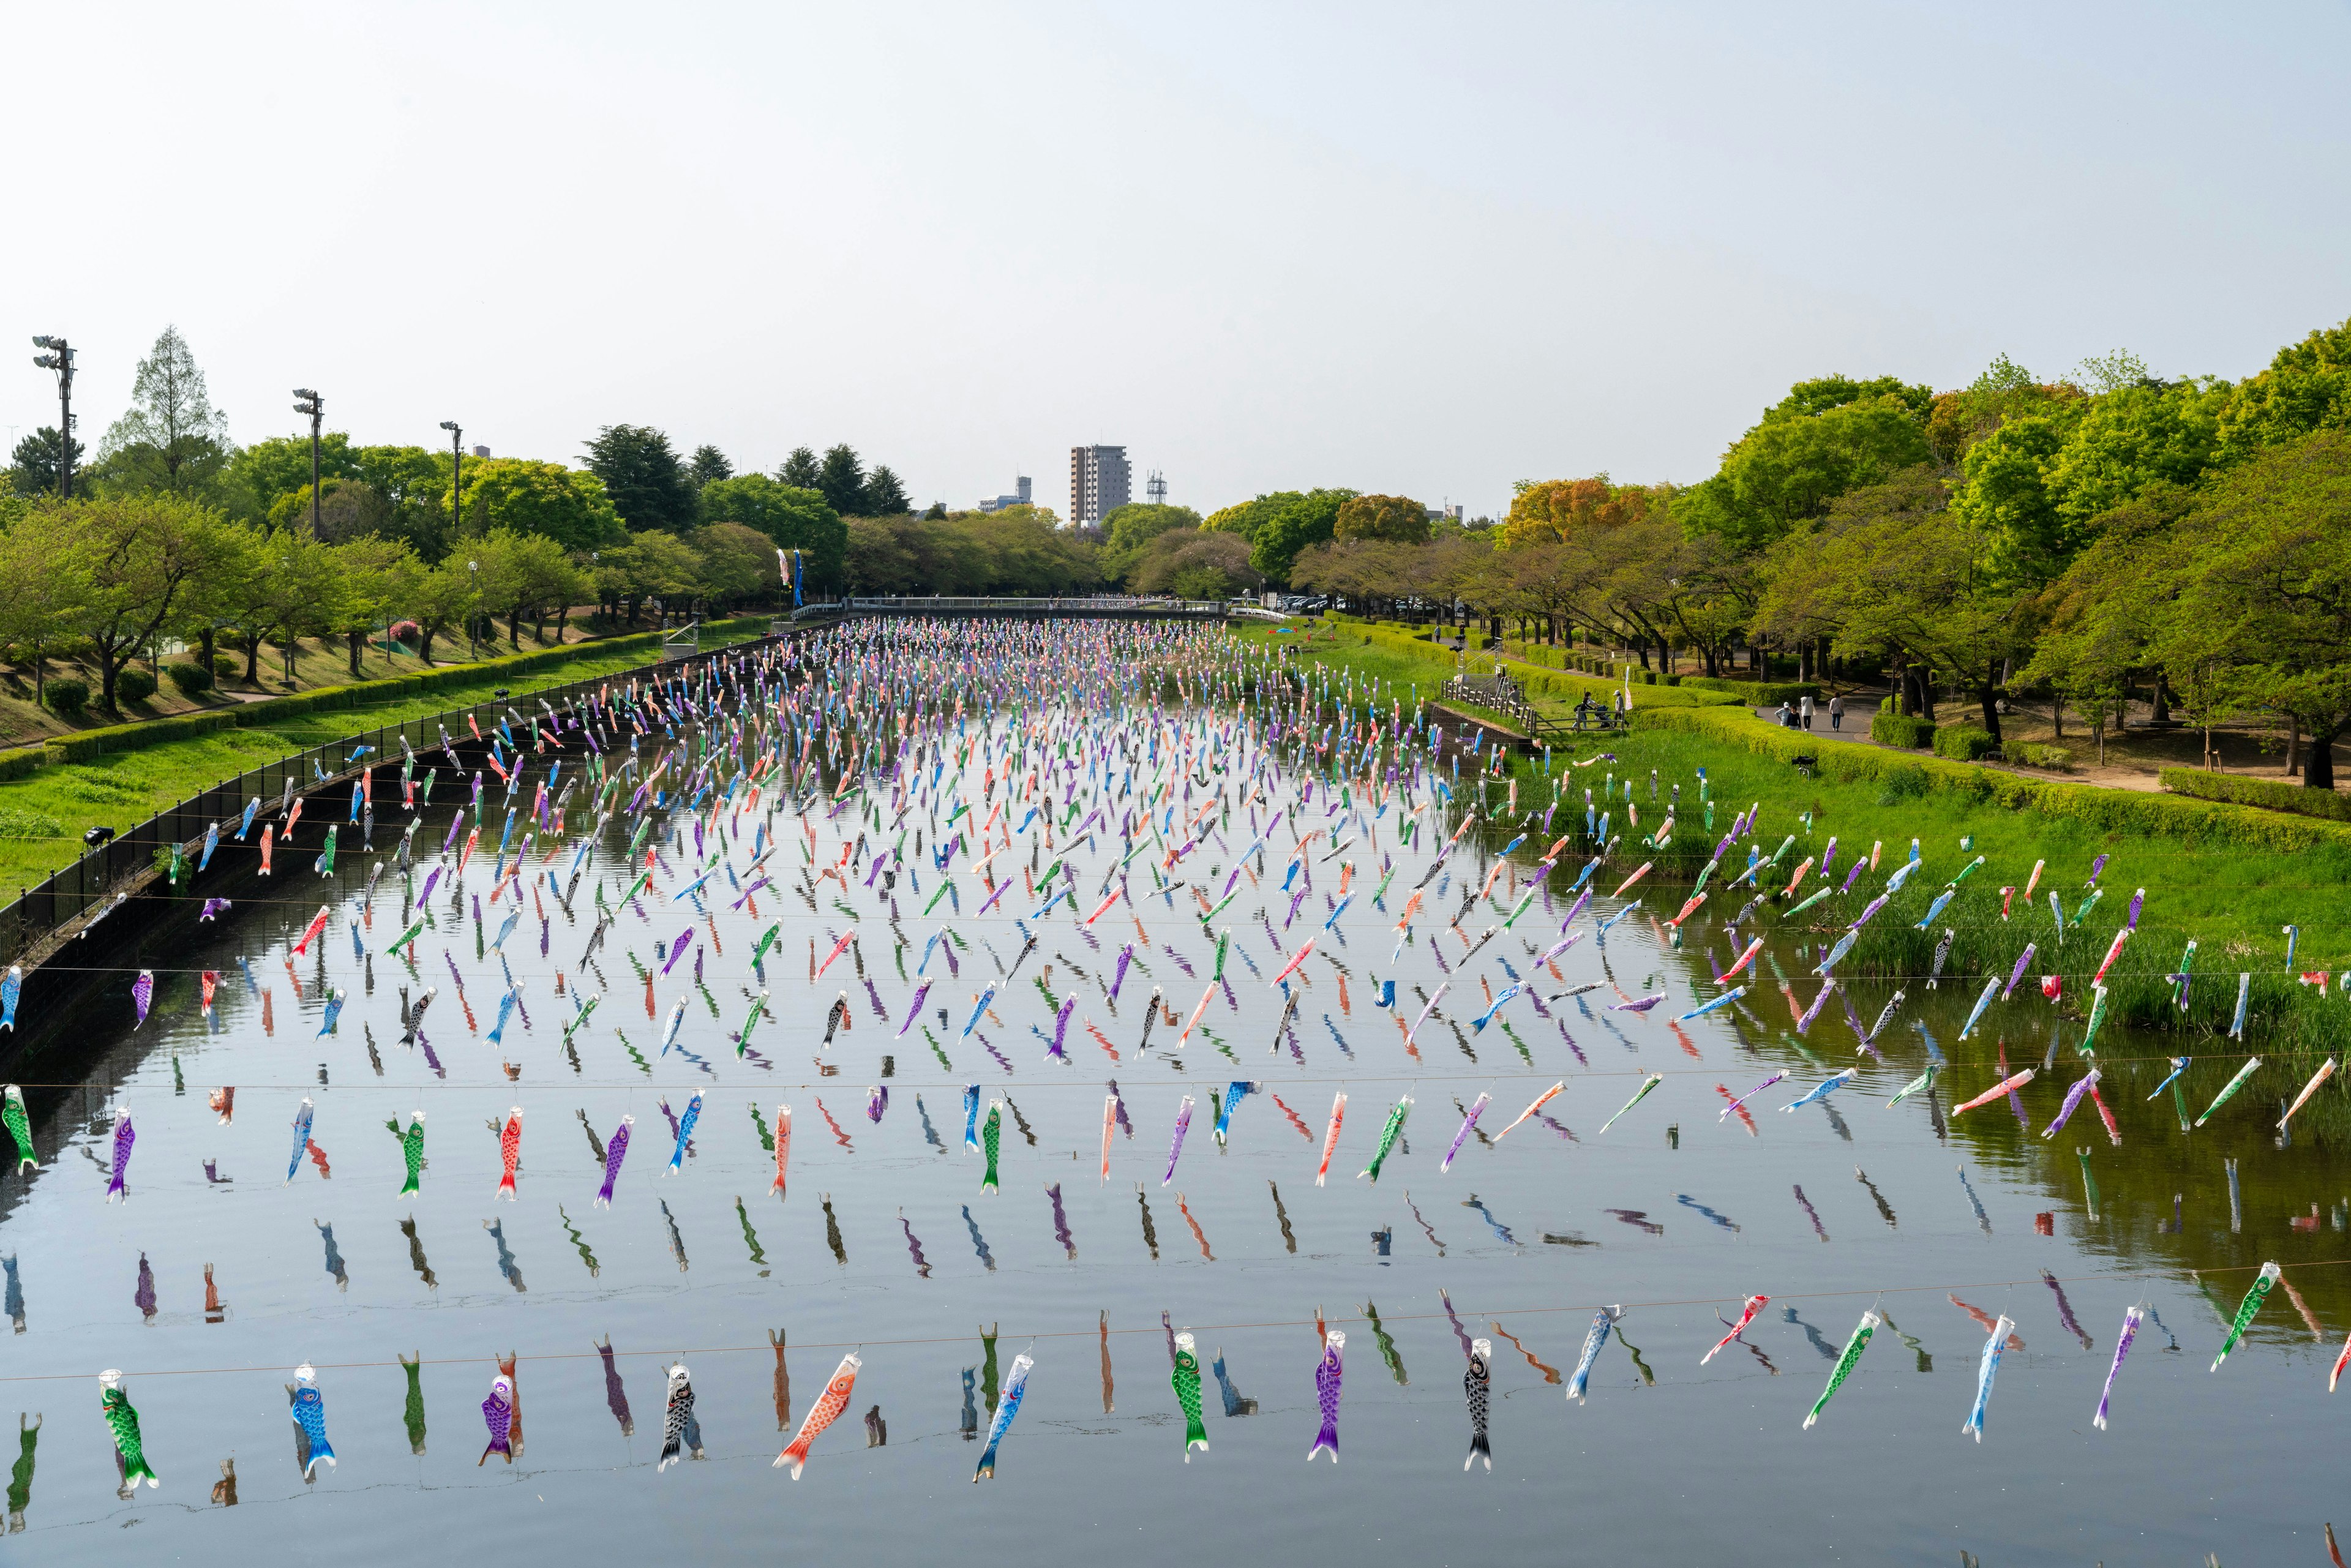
[0,490,792,711]
[1277,318,2351,786]
[1,328,929,591]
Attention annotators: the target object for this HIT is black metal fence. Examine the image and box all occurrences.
[0,629,792,970]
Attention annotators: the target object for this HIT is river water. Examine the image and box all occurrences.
[0,686,2344,1564]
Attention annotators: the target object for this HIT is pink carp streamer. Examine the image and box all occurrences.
[1701,1296,1769,1365]
[1951,1068,2035,1117]
[1314,1092,1348,1187]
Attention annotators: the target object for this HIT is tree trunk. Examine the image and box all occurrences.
[2052,694,2064,740]
[2287,719,2301,776]
[2151,673,2170,725]
[348,629,363,678]
[418,628,438,667]
[1979,672,2002,745]
[2306,721,2338,791]
[245,634,261,685]
[200,626,216,673]
[100,650,121,713]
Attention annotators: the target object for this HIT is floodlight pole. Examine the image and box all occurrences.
[294,388,324,532]
[30,336,74,497]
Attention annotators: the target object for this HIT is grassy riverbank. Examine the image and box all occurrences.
[1242,618,2351,1051]
[0,618,778,893]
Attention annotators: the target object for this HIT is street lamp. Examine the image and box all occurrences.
[29,336,74,497]
[293,388,323,534]
[440,420,463,536]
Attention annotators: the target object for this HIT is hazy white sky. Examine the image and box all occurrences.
[4,2,2347,520]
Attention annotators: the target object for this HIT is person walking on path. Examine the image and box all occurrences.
[1800,694,1815,731]
[1828,694,1845,730]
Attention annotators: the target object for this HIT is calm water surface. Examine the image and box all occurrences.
[1,708,2345,1565]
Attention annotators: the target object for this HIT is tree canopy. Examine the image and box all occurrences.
[583,424,697,533]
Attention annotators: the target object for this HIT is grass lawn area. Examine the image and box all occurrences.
[0,617,642,754]
[1239,620,2351,1048]
[0,620,776,894]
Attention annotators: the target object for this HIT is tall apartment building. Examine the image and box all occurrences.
[1068,445,1130,526]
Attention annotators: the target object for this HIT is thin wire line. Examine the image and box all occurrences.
[0,1255,2335,1386]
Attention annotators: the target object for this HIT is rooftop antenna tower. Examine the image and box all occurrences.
[1146,468,1167,506]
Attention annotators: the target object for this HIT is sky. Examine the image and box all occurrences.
[3,1,2347,522]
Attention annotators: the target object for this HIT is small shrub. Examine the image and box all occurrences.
[1933,724,1997,762]
[1874,764,1932,805]
[1870,711,1937,749]
[212,654,242,678]
[114,667,159,703]
[2017,743,2075,772]
[0,806,62,839]
[165,661,212,696]
[44,677,88,716]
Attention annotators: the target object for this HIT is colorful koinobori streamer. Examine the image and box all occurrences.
[1804,1311,1880,1429]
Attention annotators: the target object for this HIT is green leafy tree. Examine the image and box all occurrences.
[1203,494,1289,542]
[699,474,847,587]
[2037,380,2227,532]
[2139,430,2351,787]
[688,445,734,487]
[222,432,362,521]
[406,558,481,665]
[8,427,84,497]
[469,529,585,647]
[1755,467,2031,737]
[355,445,457,560]
[593,529,703,626]
[1924,354,2083,464]
[0,508,95,701]
[1127,529,1260,599]
[2216,317,2351,462]
[212,523,347,686]
[458,459,623,552]
[1947,407,2084,588]
[583,425,696,532]
[1098,503,1202,583]
[778,447,822,489]
[689,521,779,609]
[1679,391,1932,552]
[816,445,866,518]
[963,506,1098,593]
[861,465,912,516]
[1239,489,1354,585]
[97,326,234,497]
[328,535,424,675]
[1333,493,1431,544]
[266,478,396,542]
[41,492,239,708]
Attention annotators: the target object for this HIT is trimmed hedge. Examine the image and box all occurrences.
[2161,767,2351,823]
[2015,743,2075,772]
[47,708,236,763]
[1679,675,1822,705]
[1934,724,1997,762]
[1872,711,1937,749]
[1637,705,2351,852]
[0,749,39,782]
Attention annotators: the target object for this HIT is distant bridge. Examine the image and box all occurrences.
[804,596,1232,621]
